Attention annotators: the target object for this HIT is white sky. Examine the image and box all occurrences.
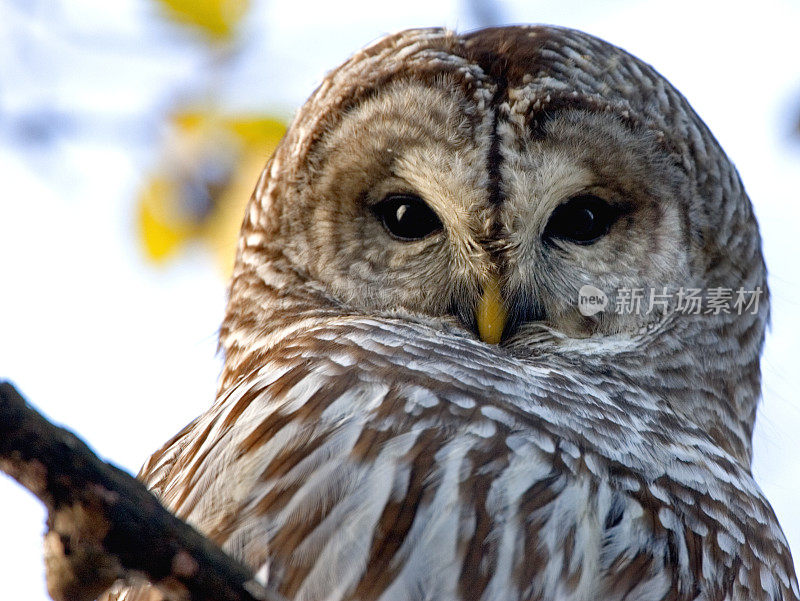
[1,0,798,598]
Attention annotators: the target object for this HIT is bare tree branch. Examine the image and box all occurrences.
[0,381,282,601]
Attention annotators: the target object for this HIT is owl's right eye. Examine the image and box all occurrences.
[371,194,443,241]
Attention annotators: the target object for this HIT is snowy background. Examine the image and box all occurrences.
[1,0,799,598]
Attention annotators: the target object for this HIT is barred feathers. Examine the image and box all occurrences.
[103,26,797,601]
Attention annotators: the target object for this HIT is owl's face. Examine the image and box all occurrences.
[226,26,767,462]
[270,76,692,346]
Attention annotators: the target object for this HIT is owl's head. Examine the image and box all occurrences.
[224,26,768,461]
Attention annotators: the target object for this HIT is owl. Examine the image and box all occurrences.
[105,26,798,601]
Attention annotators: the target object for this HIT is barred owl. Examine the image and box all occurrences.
[107,26,798,601]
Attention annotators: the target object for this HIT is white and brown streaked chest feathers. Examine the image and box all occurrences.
[105,26,798,601]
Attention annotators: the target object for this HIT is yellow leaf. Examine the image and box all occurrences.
[137,177,195,263]
[226,116,286,148]
[203,151,265,274]
[154,0,249,41]
[135,108,286,271]
[172,111,207,132]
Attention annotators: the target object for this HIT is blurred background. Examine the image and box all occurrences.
[1,0,799,597]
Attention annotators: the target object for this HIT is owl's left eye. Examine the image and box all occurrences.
[371,194,443,241]
[543,194,620,245]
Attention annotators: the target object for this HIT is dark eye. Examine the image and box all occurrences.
[371,194,443,241]
[543,194,619,245]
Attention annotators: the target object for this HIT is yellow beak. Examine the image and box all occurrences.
[476,275,508,344]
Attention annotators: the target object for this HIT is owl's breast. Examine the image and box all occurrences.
[141,318,796,601]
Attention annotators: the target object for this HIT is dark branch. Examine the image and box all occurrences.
[0,381,282,601]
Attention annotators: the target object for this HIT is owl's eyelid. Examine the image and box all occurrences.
[366,190,424,209]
